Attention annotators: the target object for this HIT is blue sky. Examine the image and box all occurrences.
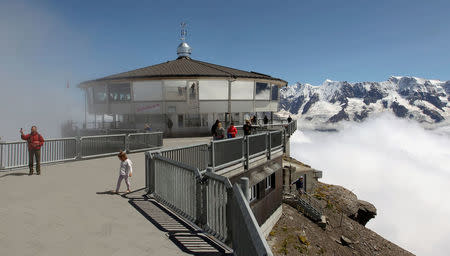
[1,0,449,87]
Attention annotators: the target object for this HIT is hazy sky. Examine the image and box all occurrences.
[2,0,449,86]
[0,0,449,139]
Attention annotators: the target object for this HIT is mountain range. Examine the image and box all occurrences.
[278,76,450,130]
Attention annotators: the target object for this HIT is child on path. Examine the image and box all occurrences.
[116,150,133,194]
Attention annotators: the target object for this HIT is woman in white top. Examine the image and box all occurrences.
[115,150,133,193]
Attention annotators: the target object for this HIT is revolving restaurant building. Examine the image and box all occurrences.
[79,41,287,136]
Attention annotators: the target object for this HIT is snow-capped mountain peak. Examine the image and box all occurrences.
[279,76,450,130]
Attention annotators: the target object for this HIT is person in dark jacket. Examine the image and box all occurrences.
[263,115,269,125]
[292,177,304,195]
[243,119,252,136]
[20,126,45,175]
[251,115,257,125]
[287,115,292,123]
[211,119,219,137]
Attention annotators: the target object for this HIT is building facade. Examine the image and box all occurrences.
[79,42,287,136]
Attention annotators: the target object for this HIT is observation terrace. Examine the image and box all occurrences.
[0,122,297,256]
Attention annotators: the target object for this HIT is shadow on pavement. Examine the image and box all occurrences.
[126,190,231,256]
[0,171,30,178]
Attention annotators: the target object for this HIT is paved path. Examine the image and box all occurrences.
[0,137,220,256]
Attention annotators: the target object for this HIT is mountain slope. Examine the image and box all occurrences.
[279,76,450,130]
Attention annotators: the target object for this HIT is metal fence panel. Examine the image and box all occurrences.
[270,130,283,149]
[80,134,126,158]
[247,133,267,158]
[204,171,232,242]
[211,137,244,170]
[0,138,77,170]
[128,132,163,152]
[160,143,209,171]
[231,184,273,256]
[152,154,199,222]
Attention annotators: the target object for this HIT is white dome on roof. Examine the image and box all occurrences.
[177,42,192,58]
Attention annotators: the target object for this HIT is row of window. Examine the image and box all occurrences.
[249,173,276,202]
[90,81,279,103]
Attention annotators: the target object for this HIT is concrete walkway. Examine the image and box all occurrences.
[0,137,221,256]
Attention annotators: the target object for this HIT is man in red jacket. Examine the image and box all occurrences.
[20,126,45,175]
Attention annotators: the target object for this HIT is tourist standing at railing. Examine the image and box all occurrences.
[144,123,152,132]
[243,119,252,136]
[287,115,292,123]
[227,122,237,138]
[115,150,133,194]
[214,122,226,140]
[20,126,45,175]
[251,115,257,125]
[211,119,219,137]
[263,115,269,125]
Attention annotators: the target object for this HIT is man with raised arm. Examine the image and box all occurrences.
[20,126,45,175]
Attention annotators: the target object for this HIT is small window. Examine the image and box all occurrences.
[271,85,279,101]
[255,82,270,100]
[109,83,131,102]
[93,85,107,103]
[250,184,258,202]
[178,114,184,128]
[265,176,272,190]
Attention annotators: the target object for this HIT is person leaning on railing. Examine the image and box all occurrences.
[20,126,45,175]
[243,119,252,136]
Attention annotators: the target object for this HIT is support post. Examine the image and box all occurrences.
[0,140,4,170]
[75,136,82,160]
[240,177,250,202]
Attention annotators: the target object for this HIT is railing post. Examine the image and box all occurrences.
[245,137,249,170]
[75,136,82,160]
[211,142,216,171]
[147,152,158,194]
[0,140,5,170]
[239,177,250,202]
[125,134,130,153]
[267,132,271,160]
[225,185,233,245]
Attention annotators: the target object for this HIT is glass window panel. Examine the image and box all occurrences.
[271,85,279,101]
[198,80,228,100]
[231,81,254,99]
[255,82,270,100]
[109,83,131,102]
[186,114,201,127]
[178,114,184,127]
[164,80,187,101]
[133,81,162,101]
[93,84,107,103]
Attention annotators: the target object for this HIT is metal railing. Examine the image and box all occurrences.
[0,132,163,170]
[210,137,245,170]
[128,132,163,152]
[160,143,209,171]
[204,171,232,242]
[145,152,272,255]
[151,154,201,223]
[0,138,78,169]
[80,134,127,158]
[231,184,273,256]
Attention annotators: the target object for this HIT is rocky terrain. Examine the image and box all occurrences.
[278,76,450,130]
[268,182,414,255]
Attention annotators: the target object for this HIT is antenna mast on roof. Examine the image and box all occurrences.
[180,22,187,42]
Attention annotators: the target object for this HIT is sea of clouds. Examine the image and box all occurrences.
[290,113,450,256]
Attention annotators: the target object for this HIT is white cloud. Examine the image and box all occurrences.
[0,1,87,141]
[290,113,450,256]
